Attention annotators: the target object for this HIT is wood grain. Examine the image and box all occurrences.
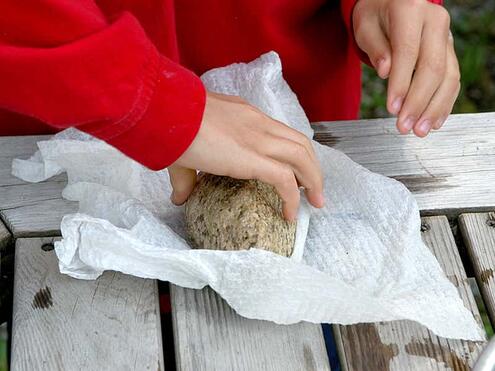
[459,212,495,327]
[171,285,330,371]
[0,135,76,237]
[313,113,495,216]
[334,216,485,371]
[10,238,164,371]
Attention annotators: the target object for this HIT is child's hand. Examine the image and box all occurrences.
[353,0,460,137]
[168,91,325,221]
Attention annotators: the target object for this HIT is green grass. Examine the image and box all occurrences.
[0,332,6,371]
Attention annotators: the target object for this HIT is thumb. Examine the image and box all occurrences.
[168,165,197,205]
[354,19,392,79]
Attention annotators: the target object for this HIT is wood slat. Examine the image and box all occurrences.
[0,135,76,237]
[334,216,485,371]
[459,212,495,327]
[313,113,495,216]
[10,237,164,371]
[170,285,330,371]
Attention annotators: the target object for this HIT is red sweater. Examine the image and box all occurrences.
[0,0,441,170]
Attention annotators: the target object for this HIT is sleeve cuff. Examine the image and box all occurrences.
[99,54,206,171]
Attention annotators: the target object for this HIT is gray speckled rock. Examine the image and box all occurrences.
[185,174,296,257]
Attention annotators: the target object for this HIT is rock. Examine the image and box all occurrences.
[185,174,296,257]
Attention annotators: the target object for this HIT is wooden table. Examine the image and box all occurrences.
[2,112,495,370]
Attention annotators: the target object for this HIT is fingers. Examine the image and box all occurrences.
[397,5,450,135]
[416,37,460,134]
[353,14,392,79]
[260,135,324,209]
[386,1,423,115]
[251,157,301,221]
[168,165,197,205]
[174,90,326,221]
[267,118,319,162]
[263,118,324,209]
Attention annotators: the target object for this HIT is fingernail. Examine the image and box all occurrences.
[376,58,385,72]
[316,193,325,208]
[401,116,415,132]
[376,58,388,79]
[170,191,178,204]
[418,120,432,136]
[434,116,447,130]
[391,97,403,114]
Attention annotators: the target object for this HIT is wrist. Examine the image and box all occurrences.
[104,54,206,170]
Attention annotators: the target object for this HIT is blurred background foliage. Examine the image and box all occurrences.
[360,0,495,118]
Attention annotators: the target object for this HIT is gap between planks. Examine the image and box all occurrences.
[459,212,495,329]
[170,285,331,371]
[313,113,495,217]
[334,216,486,371]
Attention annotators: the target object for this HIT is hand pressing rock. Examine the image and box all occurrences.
[185,173,296,257]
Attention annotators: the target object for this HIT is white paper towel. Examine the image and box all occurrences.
[12,52,484,341]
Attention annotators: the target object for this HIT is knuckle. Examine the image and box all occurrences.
[297,132,313,148]
[448,31,455,46]
[353,20,368,43]
[352,1,367,26]
[353,29,367,48]
[402,0,424,9]
[291,143,308,159]
[277,166,295,186]
[434,6,451,28]
[450,68,461,83]
[305,140,316,156]
[452,81,461,96]
[395,41,418,58]
[456,81,461,94]
[423,57,446,76]
[287,184,301,202]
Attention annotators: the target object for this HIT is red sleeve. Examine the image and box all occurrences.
[0,1,205,170]
[340,0,445,65]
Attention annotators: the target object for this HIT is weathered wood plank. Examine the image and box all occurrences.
[171,285,330,371]
[334,216,485,371]
[10,237,164,371]
[0,181,76,237]
[459,212,495,327]
[313,113,495,216]
[0,135,76,237]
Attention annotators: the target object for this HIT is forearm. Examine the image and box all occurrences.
[0,2,206,170]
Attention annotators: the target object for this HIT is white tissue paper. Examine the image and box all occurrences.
[12,52,483,341]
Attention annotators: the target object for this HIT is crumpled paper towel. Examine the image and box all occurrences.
[12,52,483,340]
